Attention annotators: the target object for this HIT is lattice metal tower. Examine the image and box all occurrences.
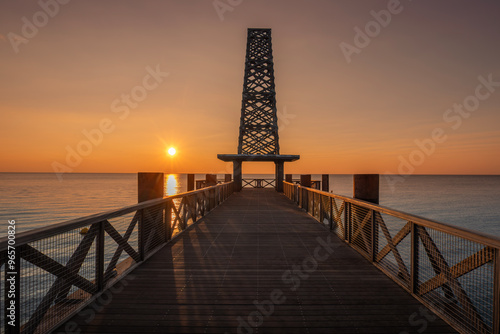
[238,28,279,155]
[218,28,299,192]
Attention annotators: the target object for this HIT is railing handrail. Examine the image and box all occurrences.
[284,180,500,333]
[242,178,275,180]
[283,181,500,249]
[0,181,234,251]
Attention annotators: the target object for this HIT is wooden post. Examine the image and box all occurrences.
[206,174,217,187]
[275,161,284,192]
[233,161,242,192]
[225,174,232,182]
[353,174,379,204]
[300,174,311,188]
[187,174,195,191]
[322,174,329,192]
[285,174,293,183]
[138,172,164,202]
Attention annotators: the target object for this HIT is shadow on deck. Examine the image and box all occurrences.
[56,189,456,333]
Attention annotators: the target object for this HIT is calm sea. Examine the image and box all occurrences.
[0,173,499,238]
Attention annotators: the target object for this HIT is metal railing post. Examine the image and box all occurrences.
[190,195,197,224]
[494,247,500,333]
[305,189,309,212]
[319,194,324,224]
[139,209,145,261]
[165,201,172,241]
[410,222,419,294]
[329,197,333,230]
[311,191,314,215]
[370,210,376,262]
[96,220,105,292]
[299,187,302,208]
[345,202,351,243]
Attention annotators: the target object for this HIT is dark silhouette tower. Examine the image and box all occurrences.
[238,29,279,155]
[218,28,299,192]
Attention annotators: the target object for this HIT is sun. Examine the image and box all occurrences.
[167,147,176,156]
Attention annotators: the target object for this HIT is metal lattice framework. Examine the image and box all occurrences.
[238,28,279,155]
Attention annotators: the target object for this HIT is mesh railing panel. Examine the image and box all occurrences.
[375,213,411,289]
[416,225,494,333]
[103,211,139,286]
[242,179,275,188]
[331,198,345,239]
[350,205,372,256]
[320,194,331,228]
[19,225,97,334]
[312,192,321,221]
[142,204,166,256]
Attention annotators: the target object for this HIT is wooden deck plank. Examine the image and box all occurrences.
[56,189,456,333]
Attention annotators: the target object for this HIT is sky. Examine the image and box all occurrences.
[1,0,500,176]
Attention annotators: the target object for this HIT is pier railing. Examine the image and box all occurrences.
[0,181,234,334]
[242,178,275,188]
[284,181,500,334]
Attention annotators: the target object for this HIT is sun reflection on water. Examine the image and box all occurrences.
[165,174,179,196]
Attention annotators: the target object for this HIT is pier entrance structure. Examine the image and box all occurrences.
[218,28,299,192]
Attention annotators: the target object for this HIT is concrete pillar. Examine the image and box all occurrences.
[138,172,164,202]
[233,161,242,192]
[225,174,232,182]
[187,174,195,191]
[275,161,284,192]
[206,174,217,187]
[322,174,329,192]
[353,174,379,204]
[300,174,311,188]
[285,174,293,183]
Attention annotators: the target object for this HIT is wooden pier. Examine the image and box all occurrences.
[3,27,497,334]
[55,189,456,333]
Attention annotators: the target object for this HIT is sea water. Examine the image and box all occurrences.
[0,173,499,237]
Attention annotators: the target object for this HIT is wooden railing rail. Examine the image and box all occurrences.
[242,178,275,188]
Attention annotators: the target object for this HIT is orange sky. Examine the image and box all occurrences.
[1,0,499,177]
